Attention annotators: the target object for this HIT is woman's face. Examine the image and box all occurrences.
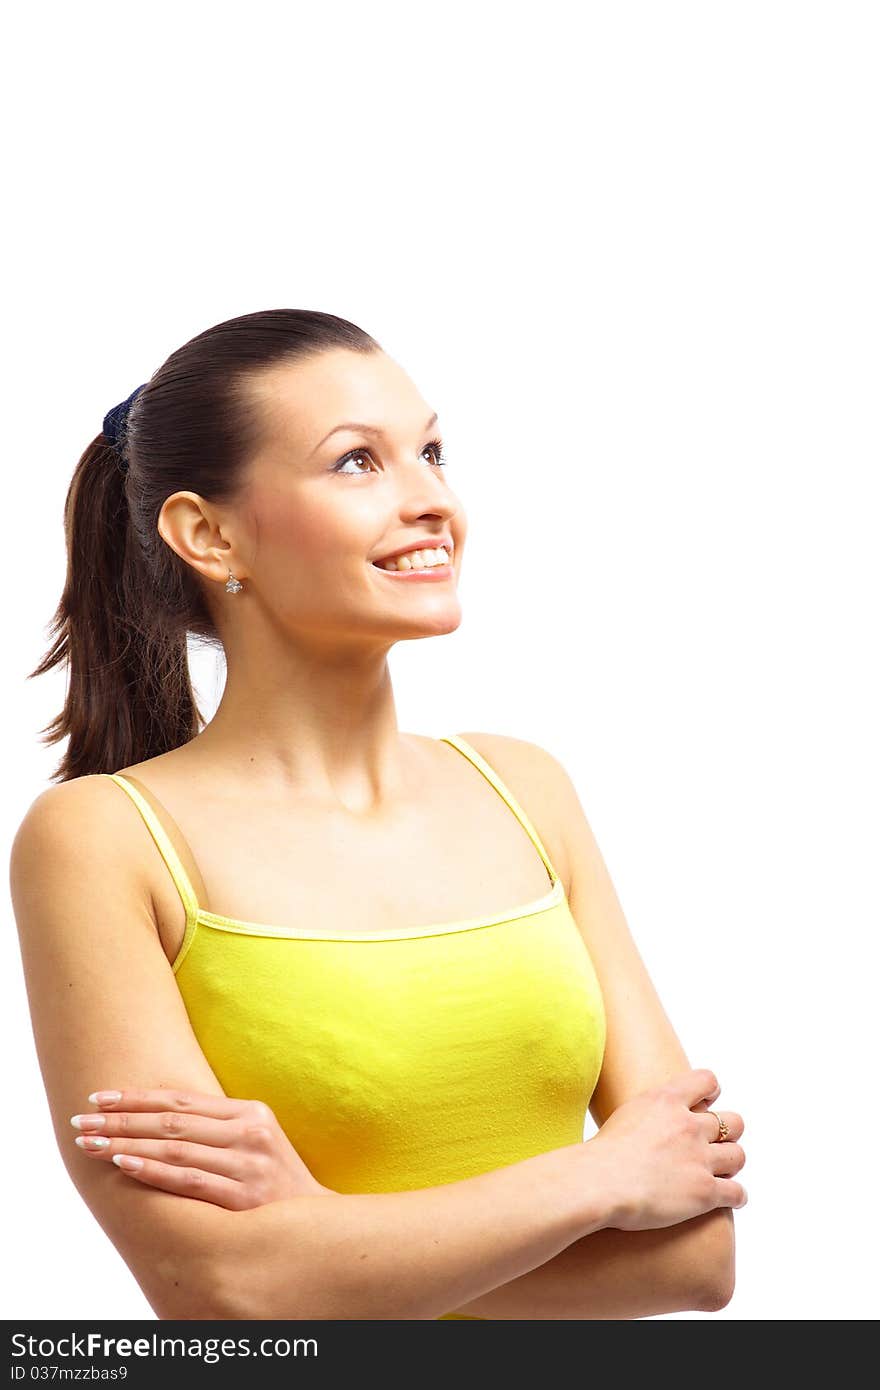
[231,348,466,652]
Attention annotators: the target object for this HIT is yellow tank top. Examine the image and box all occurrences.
[106,735,606,1320]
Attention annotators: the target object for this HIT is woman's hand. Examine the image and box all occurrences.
[586,1067,748,1231]
[70,1088,336,1209]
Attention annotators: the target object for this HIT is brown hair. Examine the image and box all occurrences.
[29,308,381,782]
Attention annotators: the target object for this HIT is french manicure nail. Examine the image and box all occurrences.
[75,1135,110,1150]
[70,1114,106,1130]
[112,1154,143,1171]
[88,1091,122,1105]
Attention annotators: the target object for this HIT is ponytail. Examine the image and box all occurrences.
[28,433,204,781]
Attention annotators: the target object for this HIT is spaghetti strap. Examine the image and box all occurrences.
[439,735,559,888]
[104,773,201,930]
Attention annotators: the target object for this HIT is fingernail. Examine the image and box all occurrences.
[70,1114,106,1130]
[75,1135,110,1150]
[88,1091,122,1105]
[112,1154,143,1171]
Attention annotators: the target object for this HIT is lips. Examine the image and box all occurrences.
[372,560,453,580]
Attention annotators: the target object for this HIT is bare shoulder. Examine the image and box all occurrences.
[12,775,125,861]
[448,730,573,892]
[450,729,570,788]
[10,774,153,896]
[11,750,194,885]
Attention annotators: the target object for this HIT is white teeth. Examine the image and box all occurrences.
[377,546,450,571]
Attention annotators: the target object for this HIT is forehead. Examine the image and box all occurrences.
[251,349,430,451]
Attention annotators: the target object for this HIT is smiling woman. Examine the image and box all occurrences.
[11,307,746,1322]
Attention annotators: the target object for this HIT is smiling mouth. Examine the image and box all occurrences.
[371,545,453,572]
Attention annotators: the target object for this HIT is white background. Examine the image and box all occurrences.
[4,1,878,1320]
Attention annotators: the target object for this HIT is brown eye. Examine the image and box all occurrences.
[333,449,375,475]
[422,439,447,467]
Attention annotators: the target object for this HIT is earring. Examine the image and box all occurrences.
[225,569,243,594]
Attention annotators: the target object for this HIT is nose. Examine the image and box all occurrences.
[392,495,460,535]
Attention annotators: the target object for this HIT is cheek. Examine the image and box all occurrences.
[249,490,368,584]
[253,493,335,569]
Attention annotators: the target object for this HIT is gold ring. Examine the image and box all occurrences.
[708,1110,730,1142]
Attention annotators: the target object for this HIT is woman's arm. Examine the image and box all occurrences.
[9,777,613,1321]
[205,1171,731,1321]
[193,1143,614,1320]
[438,1210,733,1319]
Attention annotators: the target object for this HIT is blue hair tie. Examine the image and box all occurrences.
[102,382,148,469]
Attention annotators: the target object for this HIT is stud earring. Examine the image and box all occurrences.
[225,569,243,594]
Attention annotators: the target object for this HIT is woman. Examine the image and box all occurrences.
[10,308,746,1320]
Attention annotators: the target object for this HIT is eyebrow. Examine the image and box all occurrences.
[310,412,439,457]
